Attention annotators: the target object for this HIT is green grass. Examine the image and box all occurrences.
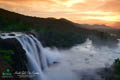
[110,59,120,80]
[1,55,13,64]
[114,58,120,74]
[0,49,14,64]
[0,49,14,55]
[112,78,120,80]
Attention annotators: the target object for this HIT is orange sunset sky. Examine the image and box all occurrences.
[0,0,120,27]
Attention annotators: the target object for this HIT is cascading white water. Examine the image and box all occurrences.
[0,33,61,80]
[16,35,47,80]
[2,32,120,80]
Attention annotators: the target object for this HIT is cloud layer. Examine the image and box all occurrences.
[0,0,120,27]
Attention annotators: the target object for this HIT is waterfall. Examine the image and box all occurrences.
[16,35,47,80]
[0,33,61,80]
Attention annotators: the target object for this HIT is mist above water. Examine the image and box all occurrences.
[46,38,120,80]
[1,33,120,80]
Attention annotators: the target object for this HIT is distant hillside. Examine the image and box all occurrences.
[0,8,118,48]
[0,8,78,32]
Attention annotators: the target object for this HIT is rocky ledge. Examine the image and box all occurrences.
[0,36,29,80]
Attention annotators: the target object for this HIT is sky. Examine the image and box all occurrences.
[0,0,120,27]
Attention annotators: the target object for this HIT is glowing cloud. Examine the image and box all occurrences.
[0,0,120,27]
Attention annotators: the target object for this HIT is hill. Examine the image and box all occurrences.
[0,8,118,48]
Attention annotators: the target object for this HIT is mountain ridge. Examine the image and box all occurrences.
[0,8,118,48]
[0,8,112,30]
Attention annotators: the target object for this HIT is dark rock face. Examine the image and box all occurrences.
[0,38,29,80]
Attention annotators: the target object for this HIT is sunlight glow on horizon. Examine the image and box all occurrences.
[0,0,120,27]
[64,0,85,7]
